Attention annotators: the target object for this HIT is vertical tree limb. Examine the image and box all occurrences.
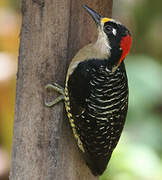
[10,0,113,179]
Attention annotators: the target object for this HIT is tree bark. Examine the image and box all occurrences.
[10,0,113,180]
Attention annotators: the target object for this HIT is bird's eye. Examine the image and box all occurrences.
[104,25,112,33]
[104,25,117,36]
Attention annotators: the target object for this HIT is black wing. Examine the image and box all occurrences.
[66,59,128,175]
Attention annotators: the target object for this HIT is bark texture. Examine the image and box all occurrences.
[10,0,113,179]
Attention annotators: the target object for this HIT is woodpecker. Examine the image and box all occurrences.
[45,5,132,176]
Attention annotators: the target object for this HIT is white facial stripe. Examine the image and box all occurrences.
[112,28,117,36]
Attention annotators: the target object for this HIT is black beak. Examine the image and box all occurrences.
[83,5,101,26]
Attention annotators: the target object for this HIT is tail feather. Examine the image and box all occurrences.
[84,153,112,176]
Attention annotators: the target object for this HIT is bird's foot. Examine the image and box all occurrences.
[45,83,65,107]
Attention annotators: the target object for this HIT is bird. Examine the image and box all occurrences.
[45,5,132,176]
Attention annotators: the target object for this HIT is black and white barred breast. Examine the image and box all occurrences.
[65,59,128,175]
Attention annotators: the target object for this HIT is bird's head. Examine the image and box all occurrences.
[83,5,132,71]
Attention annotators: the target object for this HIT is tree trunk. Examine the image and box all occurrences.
[10,0,113,180]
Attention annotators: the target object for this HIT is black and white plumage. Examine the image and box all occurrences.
[65,58,128,175]
[64,5,132,176]
[45,5,132,176]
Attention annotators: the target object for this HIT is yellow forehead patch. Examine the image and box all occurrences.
[101,18,112,25]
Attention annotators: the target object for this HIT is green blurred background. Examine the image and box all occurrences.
[0,0,162,179]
